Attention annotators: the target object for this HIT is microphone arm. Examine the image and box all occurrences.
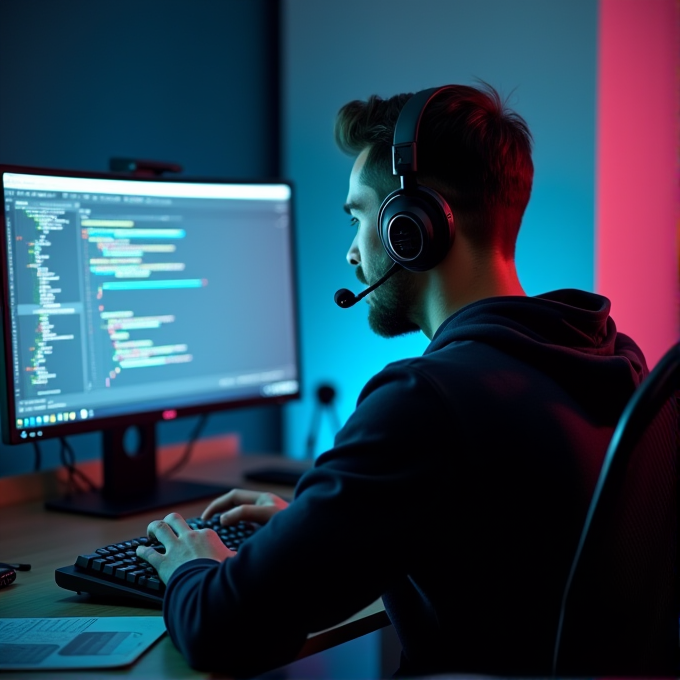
[334,263,402,308]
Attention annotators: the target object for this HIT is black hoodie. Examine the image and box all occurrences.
[162,289,647,677]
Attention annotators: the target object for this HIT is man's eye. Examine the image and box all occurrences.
[349,216,359,227]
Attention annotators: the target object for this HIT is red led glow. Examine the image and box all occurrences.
[596,0,679,367]
[162,409,177,420]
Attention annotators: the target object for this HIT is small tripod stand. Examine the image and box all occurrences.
[304,384,341,458]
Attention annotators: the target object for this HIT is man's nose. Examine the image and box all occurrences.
[346,235,360,266]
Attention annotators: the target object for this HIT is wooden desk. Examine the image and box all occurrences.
[0,454,389,678]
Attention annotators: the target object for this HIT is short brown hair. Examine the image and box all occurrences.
[334,84,534,258]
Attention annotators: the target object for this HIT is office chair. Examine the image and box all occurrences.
[552,340,679,676]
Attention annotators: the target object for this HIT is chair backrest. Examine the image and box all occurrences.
[553,341,679,676]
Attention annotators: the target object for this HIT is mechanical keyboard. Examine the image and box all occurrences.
[54,515,257,606]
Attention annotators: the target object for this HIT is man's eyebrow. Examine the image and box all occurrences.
[343,201,361,215]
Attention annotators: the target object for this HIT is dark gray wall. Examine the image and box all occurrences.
[0,0,279,177]
[0,0,282,476]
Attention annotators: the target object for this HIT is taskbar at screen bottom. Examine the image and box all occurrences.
[14,379,300,436]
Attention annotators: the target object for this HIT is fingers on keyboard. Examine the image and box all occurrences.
[73,515,258,598]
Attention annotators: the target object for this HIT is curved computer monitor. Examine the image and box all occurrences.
[0,165,300,516]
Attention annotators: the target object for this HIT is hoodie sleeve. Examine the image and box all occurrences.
[162,363,451,675]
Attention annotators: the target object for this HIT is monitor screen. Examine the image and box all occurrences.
[0,166,300,451]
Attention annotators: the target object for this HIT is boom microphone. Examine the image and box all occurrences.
[334,263,402,308]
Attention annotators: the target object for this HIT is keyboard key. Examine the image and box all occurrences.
[126,569,148,584]
[75,553,100,569]
[103,561,124,576]
[116,565,138,580]
[146,576,162,591]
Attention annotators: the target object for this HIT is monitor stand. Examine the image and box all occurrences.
[45,423,229,519]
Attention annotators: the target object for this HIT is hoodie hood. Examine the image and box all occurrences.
[427,289,647,420]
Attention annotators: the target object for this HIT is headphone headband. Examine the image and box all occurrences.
[392,85,456,178]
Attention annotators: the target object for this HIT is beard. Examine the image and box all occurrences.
[358,252,421,338]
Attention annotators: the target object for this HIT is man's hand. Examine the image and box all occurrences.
[201,489,289,527]
[136,512,234,584]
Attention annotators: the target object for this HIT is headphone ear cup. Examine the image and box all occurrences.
[377,186,454,272]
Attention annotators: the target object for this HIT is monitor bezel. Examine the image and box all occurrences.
[0,163,302,446]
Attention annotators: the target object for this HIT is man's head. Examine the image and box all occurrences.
[335,83,534,337]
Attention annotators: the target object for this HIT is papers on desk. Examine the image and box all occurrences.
[0,617,166,670]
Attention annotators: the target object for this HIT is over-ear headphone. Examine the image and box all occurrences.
[377,86,456,272]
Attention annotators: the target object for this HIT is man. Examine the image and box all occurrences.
[136,85,651,676]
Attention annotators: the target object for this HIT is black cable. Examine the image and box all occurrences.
[32,441,41,472]
[57,436,78,495]
[0,562,31,571]
[163,413,209,479]
[64,438,98,492]
[59,437,98,494]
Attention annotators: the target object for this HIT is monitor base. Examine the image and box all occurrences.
[45,479,229,519]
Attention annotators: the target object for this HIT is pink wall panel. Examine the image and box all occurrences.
[596,0,680,367]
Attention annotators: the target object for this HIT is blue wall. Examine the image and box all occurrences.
[0,0,282,476]
[282,0,598,457]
